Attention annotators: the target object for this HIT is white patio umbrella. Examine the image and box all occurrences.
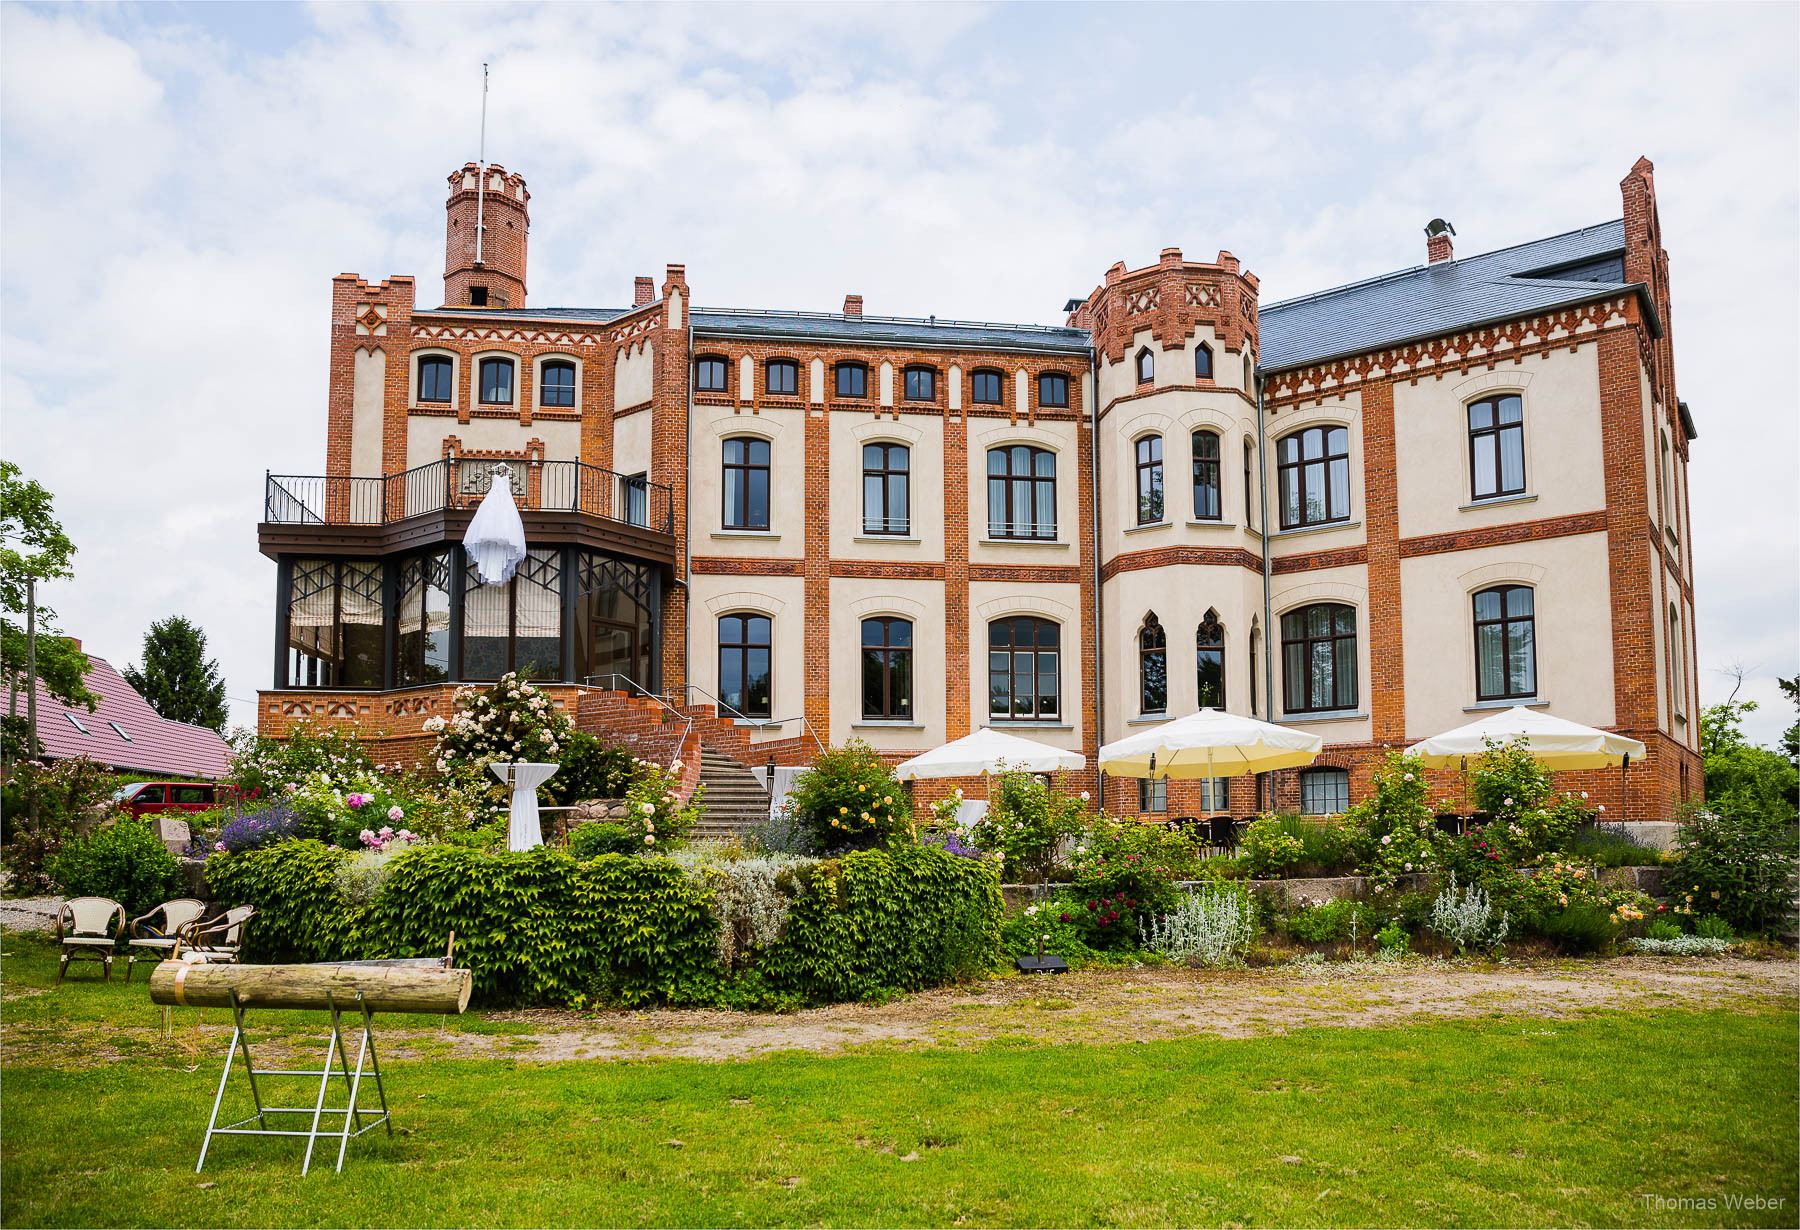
[1097,709,1323,780]
[463,464,527,585]
[1406,707,1645,771]
[895,728,1085,781]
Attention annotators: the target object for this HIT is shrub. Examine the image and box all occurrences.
[1343,752,1442,888]
[215,805,304,854]
[1693,914,1737,941]
[544,731,633,805]
[747,806,815,856]
[206,840,356,963]
[1429,871,1509,954]
[1141,887,1256,967]
[333,846,406,908]
[567,822,642,859]
[1,756,117,892]
[227,724,373,801]
[1063,817,1190,945]
[1375,918,1409,955]
[1645,918,1683,942]
[1629,934,1732,956]
[1284,898,1370,945]
[1243,813,1360,878]
[1561,823,1665,867]
[1532,905,1619,954]
[967,771,1086,881]
[423,674,576,798]
[1507,859,1651,934]
[781,741,912,851]
[621,757,701,851]
[1240,816,1303,877]
[1668,804,1798,935]
[47,818,184,917]
[672,847,812,970]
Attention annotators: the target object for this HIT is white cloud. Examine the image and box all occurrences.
[2,1,1794,745]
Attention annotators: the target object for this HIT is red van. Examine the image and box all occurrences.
[112,782,237,819]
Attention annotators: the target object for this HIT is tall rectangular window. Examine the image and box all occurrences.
[719,614,772,719]
[1135,435,1164,524]
[1138,777,1167,813]
[1196,611,1226,709]
[1192,431,1221,520]
[722,437,771,530]
[395,551,453,686]
[540,360,576,408]
[418,356,453,403]
[987,446,1056,539]
[1468,395,1525,500]
[1276,426,1351,528]
[1281,603,1357,714]
[989,617,1059,719]
[463,548,562,681]
[861,618,913,720]
[1199,777,1229,812]
[862,443,910,535]
[478,357,515,405]
[285,559,385,688]
[1473,585,1537,701]
[619,473,649,527]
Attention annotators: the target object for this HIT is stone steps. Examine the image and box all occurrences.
[692,745,773,839]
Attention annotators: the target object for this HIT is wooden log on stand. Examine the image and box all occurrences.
[149,960,472,1014]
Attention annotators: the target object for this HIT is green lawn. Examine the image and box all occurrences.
[3,938,1795,1228]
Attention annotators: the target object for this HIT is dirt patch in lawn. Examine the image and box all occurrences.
[6,955,1792,1068]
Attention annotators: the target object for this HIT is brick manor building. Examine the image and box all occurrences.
[257,156,1699,824]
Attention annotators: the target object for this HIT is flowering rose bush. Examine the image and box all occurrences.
[1666,803,1799,935]
[227,723,373,802]
[1240,816,1304,877]
[617,757,701,850]
[781,740,913,851]
[426,673,575,798]
[1343,752,1443,890]
[1464,738,1588,863]
[967,770,1086,882]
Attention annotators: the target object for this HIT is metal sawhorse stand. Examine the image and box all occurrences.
[197,988,393,1175]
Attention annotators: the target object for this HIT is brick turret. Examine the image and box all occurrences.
[444,161,529,309]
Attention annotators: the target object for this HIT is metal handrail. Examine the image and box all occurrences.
[581,673,696,769]
[678,684,827,756]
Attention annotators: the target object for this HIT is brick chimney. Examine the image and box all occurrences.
[843,294,863,317]
[634,276,655,307]
[1425,218,1456,264]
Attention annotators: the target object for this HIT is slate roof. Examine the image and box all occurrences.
[415,218,1651,371]
[25,656,232,779]
[1258,219,1647,371]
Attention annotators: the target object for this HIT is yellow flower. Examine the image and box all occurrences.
[860,812,870,821]
[858,784,866,792]
[883,796,892,805]
[840,807,849,815]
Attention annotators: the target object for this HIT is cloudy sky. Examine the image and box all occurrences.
[2,1,1796,745]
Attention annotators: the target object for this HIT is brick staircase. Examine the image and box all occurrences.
[692,746,774,840]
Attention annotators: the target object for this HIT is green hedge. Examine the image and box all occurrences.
[205,839,1002,1009]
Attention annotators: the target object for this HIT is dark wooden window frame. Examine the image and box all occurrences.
[1197,609,1226,709]
[862,441,910,535]
[1192,430,1222,520]
[1135,434,1164,525]
[1139,612,1167,714]
[1300,767,1350,815]
[835,362,868,399]
[721,436,771,530]
[1037,371,1070,409]
[1135,347,1154,385]
[765,358,799,397]
[988,616,1061,720]
[902,365,937,403]
[1467,394,1526,500]
[1472,584,1537,702]
[477,356,515,406]
[1195,342,1214,381]
[970,368,1003,405]
[695,355,729,394]
[861,616,913,720]
[1280,602,1358,714]
[718,612,773,719]
[417,355,454,404]
[539,359,577,408]
[1276,425,1352,529]
[986,446,1057,540]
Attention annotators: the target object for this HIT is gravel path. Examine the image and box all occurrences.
[0,896,62,933]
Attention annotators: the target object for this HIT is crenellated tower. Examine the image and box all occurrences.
[443,161,530,309]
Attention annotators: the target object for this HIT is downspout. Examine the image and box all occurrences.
[1089,343,1104,811]
[1255,366,1276,727]
[683,302,693,703]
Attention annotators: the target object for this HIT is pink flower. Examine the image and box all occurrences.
[379,826,394,838]
[387,805,404,822]
[214,841,226,852]
[347,793,369,809]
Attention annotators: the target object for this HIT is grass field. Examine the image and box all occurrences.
[3,937,1795,1228]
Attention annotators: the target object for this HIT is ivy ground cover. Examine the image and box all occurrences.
[1,938,1794,1228]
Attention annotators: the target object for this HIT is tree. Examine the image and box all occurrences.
[123,616,229,731]
[1698,695,1798,825]
[0,462,95,732]
[1779,674,1799,766]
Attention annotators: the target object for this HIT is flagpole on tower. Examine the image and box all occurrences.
[475,62,489,265]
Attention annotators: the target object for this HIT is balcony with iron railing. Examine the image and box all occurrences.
[259,459,676,565]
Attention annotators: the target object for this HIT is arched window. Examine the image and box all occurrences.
[862,442,910,535]
[903,365,936,402]
[540,360,576,408]
[721,437,771,530]
[987,446,1056,539]
[1038,372,1070,408]
[1248,623,1261,716]
[1244,354,1253,391]
[718,613,772,719]
[989,617,1059,719]
[861,617,913,720]
[1195,343,1214,380]
[1468,394,1525,500]
[1136,347,1154,385]
[1281,603,1357,713]
[1300,767,1350,815]
[1276,425,1351,528]
[1197,610,1225,709]
[1659,429,1676,536]
[1192,430,1221,520]
[1139,613,1167,714]
[766,359,798,396]
[1669,603,1685,717]
[1473,585,1536,701]
[478,356,515,405]
[971,369,1003,404]
[1243,437,1255,527]
[835,362,867,398]
[695,355,728,394]
[1135,435,1164,524]
[417,355,453,403]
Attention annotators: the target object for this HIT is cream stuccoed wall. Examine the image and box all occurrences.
[967,580,1086,753]
[350,347,386,477]
[966,417,1084,566]
[1100,564,1265,743]
[828,412,946,561]
[614,341,654,411]
[612,410,651,484]
[1095,324,1251,407]
[689,406,806,561]
[405,416,581,471]
[1267,564,1373,745]
[1100,393,1259,561]
[686,574,806,744]
[828,578,948,750]
[1398,534,1617,739]
[1392,344,1606,540]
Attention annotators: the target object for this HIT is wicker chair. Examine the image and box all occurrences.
[124,898,209,981]
[57,897,125,984]
[176,905,256,965]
